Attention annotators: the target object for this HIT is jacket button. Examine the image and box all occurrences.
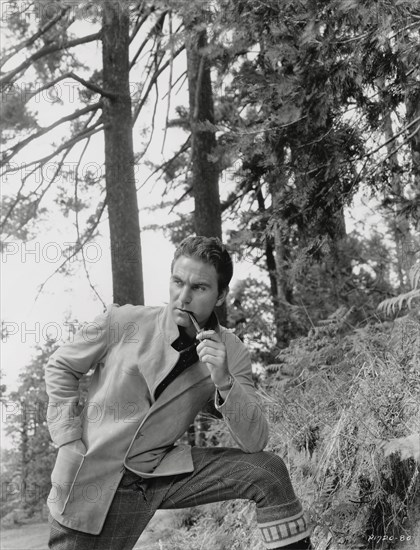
[135,432,143,439]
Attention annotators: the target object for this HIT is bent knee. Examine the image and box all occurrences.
[247,451,290,479]
[248,452,297,503]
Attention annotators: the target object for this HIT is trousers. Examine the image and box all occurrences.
[48,447,312,550]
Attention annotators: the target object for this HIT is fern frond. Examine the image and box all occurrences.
[378,261,420,316]
[266,364,282,373]
[409,262,420,290]
[378,289,420,316]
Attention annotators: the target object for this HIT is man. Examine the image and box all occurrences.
[46,236,312,549]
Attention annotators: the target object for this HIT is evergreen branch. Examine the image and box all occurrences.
[361,122,420,183]
[74,137,106,308]
[221,189,250,213]
[132,44,185,125]
[168,186,192,214]
[16,73,73,104]
[1,178,27,236]
[138,137,190,190]
[32,109,98,196]
[136,81,160,167]
[0,32,101,87]
[1,102,102,165]
[0,6,72,69]
[130,10,167,68]
[131,30,165,122]
[161,10,174,154]
[353,118,420,188]
[129,0,148,14]
[162,70,187,99]
[366,114,420,159]
[34,200,107,303]
[17,72,117,105]
[129,6,154,44]
[32,148,71,198]
[2,112,98,237]
[1,120,103,180]
[3,147,74,241]
[64,72,117,99]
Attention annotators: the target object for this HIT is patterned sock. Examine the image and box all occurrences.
[258,508,312,549]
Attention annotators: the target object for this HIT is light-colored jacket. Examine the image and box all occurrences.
[45,304,269,534]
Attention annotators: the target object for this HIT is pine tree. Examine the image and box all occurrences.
[2,341,58,516]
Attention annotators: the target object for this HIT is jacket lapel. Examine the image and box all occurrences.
[124,305,214,467]
[136,305,179,399]
[149,358,211,414]
[139,305,212,412]
[126,361,213,463]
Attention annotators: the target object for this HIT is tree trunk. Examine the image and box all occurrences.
[267,153,294,349]
[21,401,29,511]
[185,23,222,239]
[256,188,284,349]
[185,17,226,329]
[382,94,411,291]
[184,16,224,442]
[102,1,144,306]
[406,89,420,179]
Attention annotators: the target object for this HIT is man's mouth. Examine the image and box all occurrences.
[177,309,201,332]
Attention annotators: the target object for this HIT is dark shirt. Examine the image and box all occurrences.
[154,312,218,400]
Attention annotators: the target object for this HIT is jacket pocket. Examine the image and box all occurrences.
[48,445,85,514]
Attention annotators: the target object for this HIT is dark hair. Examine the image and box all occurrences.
[172,236,233,293]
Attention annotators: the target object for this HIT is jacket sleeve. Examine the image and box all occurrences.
[214,335,269,453]
[45,304,117,447]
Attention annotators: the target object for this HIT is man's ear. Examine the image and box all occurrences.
[215,287,229,307]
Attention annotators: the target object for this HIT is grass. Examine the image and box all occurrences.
[167,312,420,550]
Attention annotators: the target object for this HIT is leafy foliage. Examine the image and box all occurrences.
[378,262,420,315]
[277,318,419,547]
[1,341,59,519]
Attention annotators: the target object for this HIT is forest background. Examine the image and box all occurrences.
[1,1,419,549]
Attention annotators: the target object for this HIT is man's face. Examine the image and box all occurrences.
[169,255,227,336]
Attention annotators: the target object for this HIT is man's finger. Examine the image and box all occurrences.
[197,339,221,351]
[198,346,223,359]
[197,330,220,342]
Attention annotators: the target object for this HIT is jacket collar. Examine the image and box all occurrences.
[159,304,180,344]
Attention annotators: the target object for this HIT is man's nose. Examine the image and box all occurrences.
[180,285,192,304]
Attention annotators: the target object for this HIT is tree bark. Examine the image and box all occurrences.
[20,401,29,511]
[185,16,226,329]
[406,89,420,179]
[185,23,222,239]
[102,1,144,305]
[381,89,411,291]
[184,16,224,441]
[267,147,295,349]
[256,188,284,348]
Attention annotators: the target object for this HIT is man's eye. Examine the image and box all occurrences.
[173,279,182,286]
